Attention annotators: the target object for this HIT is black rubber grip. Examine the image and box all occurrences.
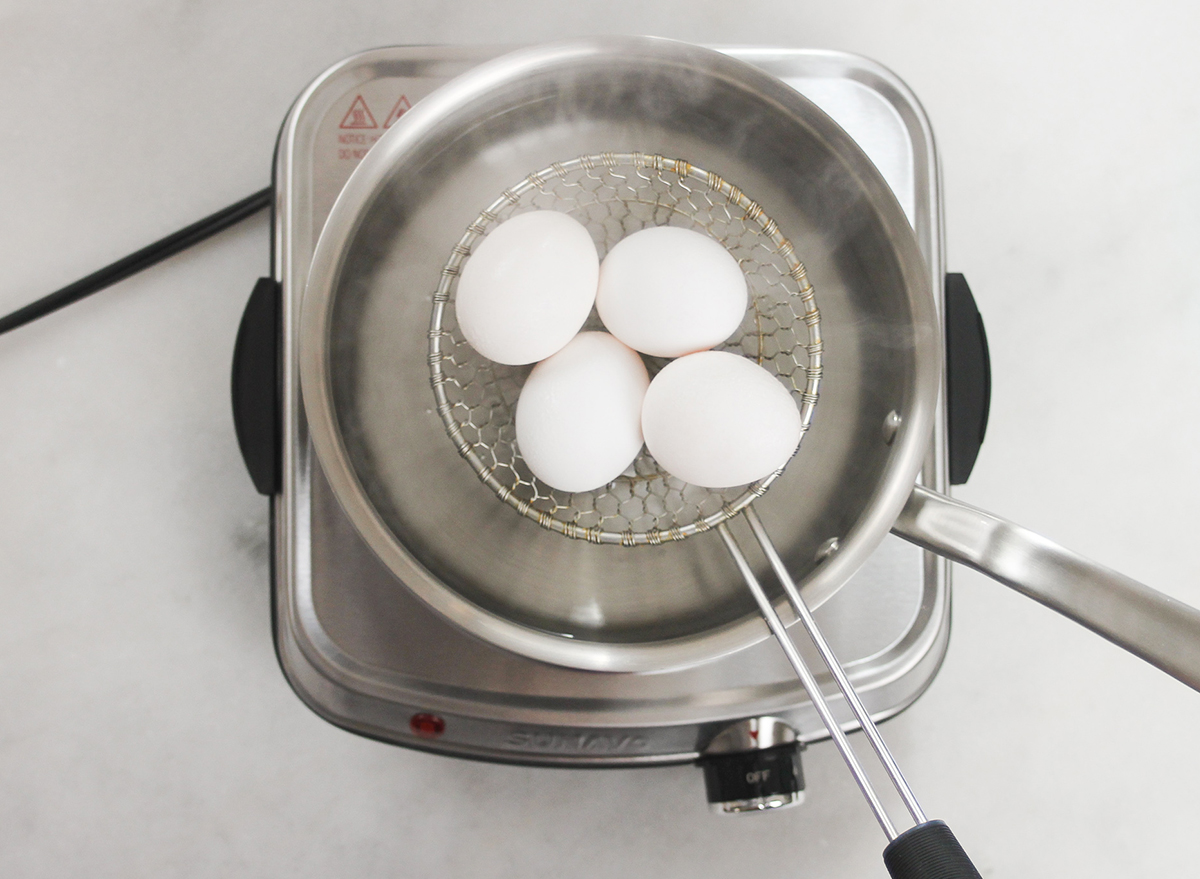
[883,820,982,879]
[231,277,281,495]
[945,273,990,486]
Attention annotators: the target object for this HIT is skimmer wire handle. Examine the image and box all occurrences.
[743,506,926,824]
[715,521,898,838]
[718,514,983,879]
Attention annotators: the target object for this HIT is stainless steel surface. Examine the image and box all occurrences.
[894,485,1200,692]
[701,716,797,754]
[271,42,953,764]
[745,506,926,828]
[717,522,898,840]
[298,37,940,673]
[429,152,822,546]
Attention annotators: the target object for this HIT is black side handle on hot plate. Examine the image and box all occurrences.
[232,277,281,496]
[945,273,990,486]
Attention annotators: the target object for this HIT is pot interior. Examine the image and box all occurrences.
[304,38,937,669]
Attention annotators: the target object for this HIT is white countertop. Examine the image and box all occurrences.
[2,2,1199,876]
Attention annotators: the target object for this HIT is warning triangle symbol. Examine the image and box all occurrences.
[384,95,413,128]
[339,95,378,130]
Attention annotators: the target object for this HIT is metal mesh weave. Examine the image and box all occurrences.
[428,153,822,546]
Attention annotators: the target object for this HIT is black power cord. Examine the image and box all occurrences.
[0,187,272,336]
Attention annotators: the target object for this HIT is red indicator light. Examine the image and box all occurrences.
[410,713,446,739]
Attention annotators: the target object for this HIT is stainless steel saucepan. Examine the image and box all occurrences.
[298,36,1200,688]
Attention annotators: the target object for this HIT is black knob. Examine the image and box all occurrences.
[698,742,805,814]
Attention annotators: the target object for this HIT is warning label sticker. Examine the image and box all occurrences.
[383,95,412,128]
[332,90,417,162]
[313,78,445,241]
[339,95,378,130]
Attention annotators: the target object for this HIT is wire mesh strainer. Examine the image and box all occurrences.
[426,152,977,868]
[428,152,821,546]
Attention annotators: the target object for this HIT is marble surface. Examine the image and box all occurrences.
[2,2,1199,876]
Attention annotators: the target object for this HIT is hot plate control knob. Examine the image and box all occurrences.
[697,717,805,815]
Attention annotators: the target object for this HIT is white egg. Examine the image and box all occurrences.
[596,226,748,358]
[641,350,802,488]
[455,211,599,365]
[516,332,650,493]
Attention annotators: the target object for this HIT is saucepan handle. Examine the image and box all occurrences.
[893,484,1200,692]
